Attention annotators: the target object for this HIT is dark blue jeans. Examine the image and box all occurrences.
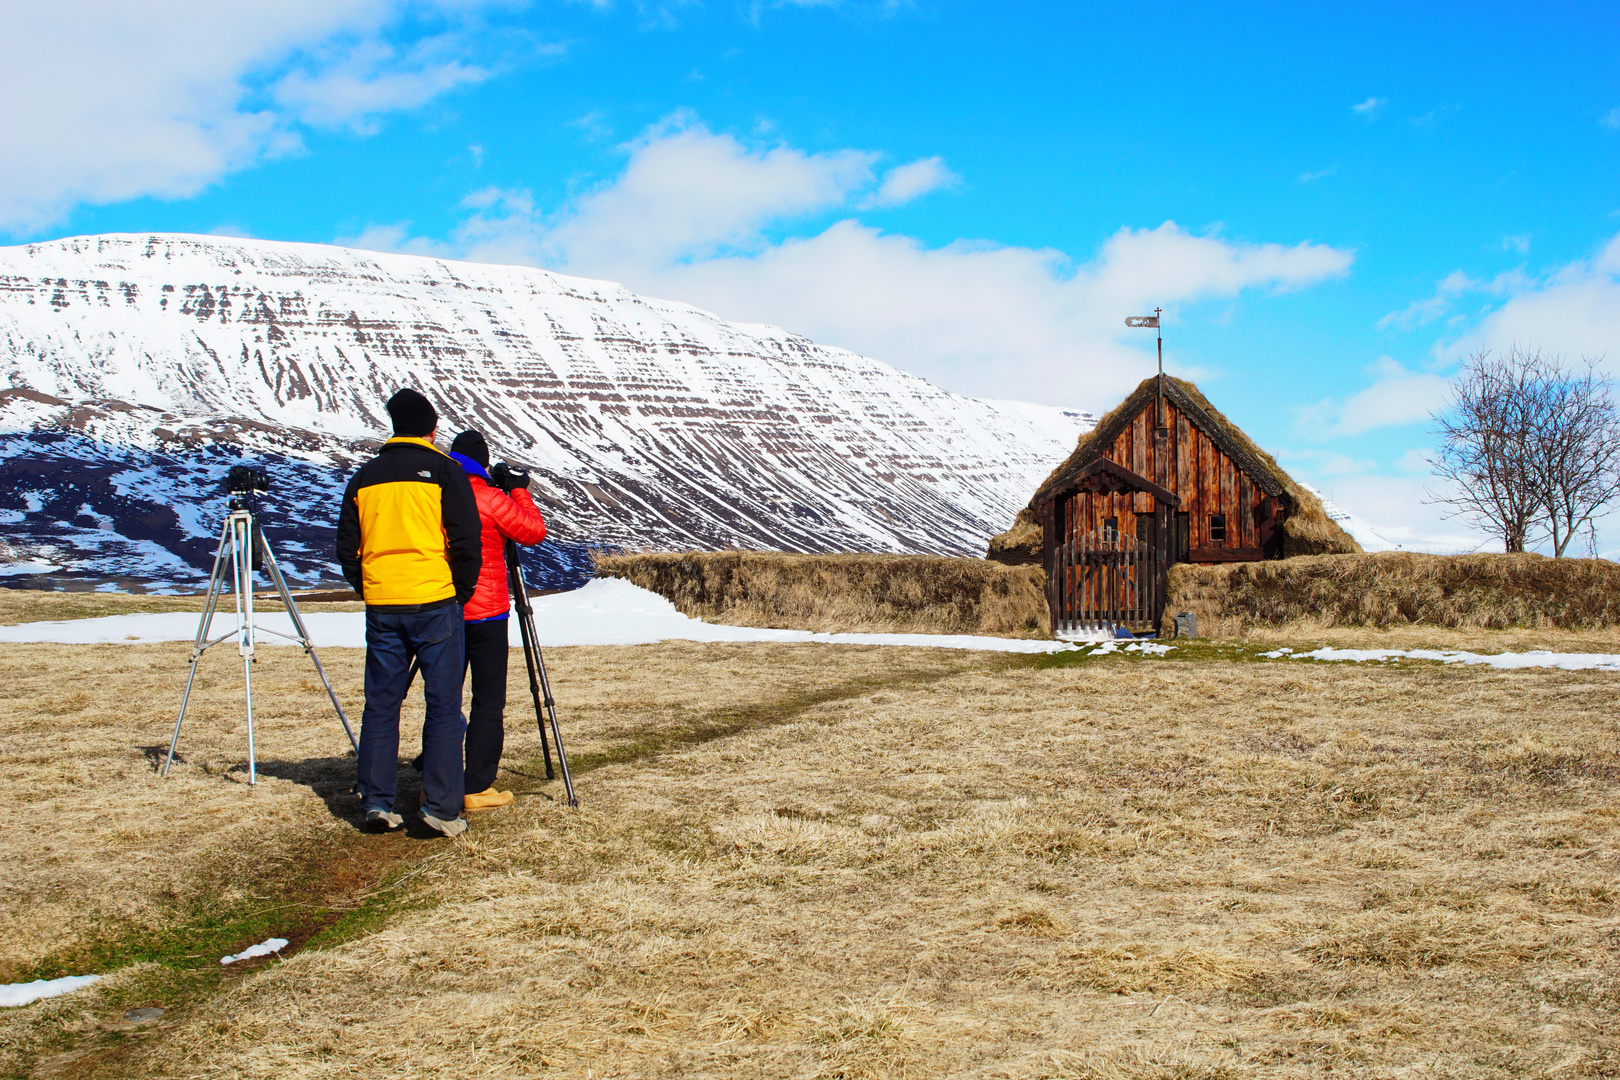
[356,601,466,821]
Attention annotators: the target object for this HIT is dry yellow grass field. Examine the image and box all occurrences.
[1,591,1619,1078]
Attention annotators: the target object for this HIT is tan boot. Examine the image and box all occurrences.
[464,787,514,812]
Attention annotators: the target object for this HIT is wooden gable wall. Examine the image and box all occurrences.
[1057,394,1282,562]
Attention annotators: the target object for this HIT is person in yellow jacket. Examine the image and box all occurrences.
[335,389,482,837]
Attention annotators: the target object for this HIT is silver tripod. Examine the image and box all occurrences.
[162,502,358,784]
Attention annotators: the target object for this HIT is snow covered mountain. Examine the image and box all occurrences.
[1300,483,1402,553]
[0,234,1091,591]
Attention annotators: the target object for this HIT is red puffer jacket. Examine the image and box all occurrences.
[463,476,547,622]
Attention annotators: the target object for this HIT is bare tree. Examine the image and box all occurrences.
[1430,345,1620,556]
[1429,348,1544,552]
[1527,357,1620,557]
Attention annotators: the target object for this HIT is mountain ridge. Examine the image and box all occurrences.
[0,233,1093,590]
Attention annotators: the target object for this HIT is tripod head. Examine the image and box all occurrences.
[225,464,271,512]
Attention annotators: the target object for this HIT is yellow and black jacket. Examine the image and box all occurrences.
[335,437,482,607]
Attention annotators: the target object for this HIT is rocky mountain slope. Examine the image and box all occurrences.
[0,234,1091,591]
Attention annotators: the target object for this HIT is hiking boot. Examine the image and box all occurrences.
[419,810,469,838]
[366,809,404,832]
[464,787,514,812]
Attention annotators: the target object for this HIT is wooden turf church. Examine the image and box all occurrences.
[988,374,1359,637]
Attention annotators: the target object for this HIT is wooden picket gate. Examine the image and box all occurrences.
[1049,528,1164,639]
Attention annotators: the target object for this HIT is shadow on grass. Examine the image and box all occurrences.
[253,755,430,832]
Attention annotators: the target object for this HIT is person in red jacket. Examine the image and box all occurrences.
[447,430,547,811]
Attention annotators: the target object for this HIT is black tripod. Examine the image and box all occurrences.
[507,539,578,807]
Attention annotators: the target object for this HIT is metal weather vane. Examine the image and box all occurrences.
[1125,307,1166,432]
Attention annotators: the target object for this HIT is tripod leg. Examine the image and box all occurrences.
[516,600,553,778]
[164,518,233,777]
[194,522,231,650]
[231,515,260,786]
[507,549,552,777]
[243,652,257,785]
[164,656,204,778]
[531,646,578,808]
[259,530,359,754]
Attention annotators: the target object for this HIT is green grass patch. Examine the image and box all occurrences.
[1030,638,1277,669]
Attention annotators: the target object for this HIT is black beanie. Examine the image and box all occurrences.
[450,430,489,468]
[386,388,437,437]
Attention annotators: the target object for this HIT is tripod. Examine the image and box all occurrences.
[162,499,358,784]
[507,539,578,807]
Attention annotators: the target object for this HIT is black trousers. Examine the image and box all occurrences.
[463,618,510,794]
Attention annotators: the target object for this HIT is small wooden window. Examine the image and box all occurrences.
[1103,516,1119,542]
[1209,513,1227,544]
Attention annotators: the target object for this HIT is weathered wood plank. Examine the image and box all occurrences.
[1189,546,1265,562]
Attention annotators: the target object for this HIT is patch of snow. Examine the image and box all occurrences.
[0,578,1079,655]
[1124,641,1175,655]
[1080,639,1175,657]
[0,559,58,575]
[221,938,288,965]
[1280,646,1620,672]
[0,975,101,1008]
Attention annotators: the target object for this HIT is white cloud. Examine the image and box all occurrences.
[862,156,958,207]
[271,34,499,134]
[1298,165,1338,183]
[0,0,509,234]
[353,120,1353,410]
[1292,356,1452,440]
[1601,107,1620,131]
[1430,233,1620,365]
[337,221,454,258]
[1351,96,1387,118]
[521,119,879,270]
[1378,268,1536,331]
[1502,234,1530,254]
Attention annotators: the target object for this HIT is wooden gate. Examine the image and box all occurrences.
[1049,528,1164,638]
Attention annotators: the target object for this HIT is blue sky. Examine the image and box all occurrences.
[5,0,1620,552]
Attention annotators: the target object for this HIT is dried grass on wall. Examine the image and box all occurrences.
[594,551,1051,637]
[1168,551,1620,637]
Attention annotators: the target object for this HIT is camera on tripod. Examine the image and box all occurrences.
[487,461,530,493]
[225,464,271,510]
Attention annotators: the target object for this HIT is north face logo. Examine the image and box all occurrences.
[418,470,432,478]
